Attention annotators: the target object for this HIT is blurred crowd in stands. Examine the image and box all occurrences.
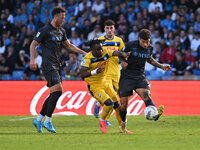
[0,0,200,80]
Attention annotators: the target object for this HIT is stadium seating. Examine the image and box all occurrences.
[193,69,200,76]
[1,74,13,80]
[148,70,164,80]
[30,74,36,80]
[164,71,172,76]
[12,70,24,80]
[145,70,150,76]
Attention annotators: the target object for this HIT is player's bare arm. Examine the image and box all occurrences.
[62,40,87,56]
[147,56,171,71]
[80,67,104,78]
[30,40,39,71]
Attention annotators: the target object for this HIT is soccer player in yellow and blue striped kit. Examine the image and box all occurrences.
[80,39,130,133]
[93,19,126,126]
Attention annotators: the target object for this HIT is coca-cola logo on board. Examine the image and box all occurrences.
[30,85,145,116]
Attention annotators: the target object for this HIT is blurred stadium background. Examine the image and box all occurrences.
[0,1,200,149]
[0,0,200,81]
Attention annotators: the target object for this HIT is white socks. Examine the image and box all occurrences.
[36,114,51,123]
[44,116,51,123]
[36,114,44,122]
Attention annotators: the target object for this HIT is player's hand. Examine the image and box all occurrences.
[121,61,128,70]
[96,67,104,74]
[161,64,171,71]
[122,52,131,60]
[30,60,37,71]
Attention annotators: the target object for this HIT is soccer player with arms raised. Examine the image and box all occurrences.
[119,29,171,133]
[93,19,126,127]
[30,6,86,133]
[80,39,131,133]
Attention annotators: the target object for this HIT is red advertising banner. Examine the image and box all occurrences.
[0,81,200,116]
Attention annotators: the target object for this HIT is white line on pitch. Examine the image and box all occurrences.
[8,117,36,121]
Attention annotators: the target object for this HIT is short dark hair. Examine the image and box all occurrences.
[52,6,65,17]
[139,29,151,40]
[104,19,115,27]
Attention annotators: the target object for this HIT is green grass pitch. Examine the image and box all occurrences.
[0,116,200,150]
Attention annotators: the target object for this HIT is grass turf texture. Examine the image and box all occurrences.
[0,116,200,150]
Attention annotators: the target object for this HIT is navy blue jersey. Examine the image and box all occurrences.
[34,23,67,71]
[122,40,153,77]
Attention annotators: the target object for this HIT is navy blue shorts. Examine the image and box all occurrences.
[119,75,150,97]
[42,68,62,87]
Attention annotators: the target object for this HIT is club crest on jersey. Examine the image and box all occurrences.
[98,94,101,98]
[52,36,62,41]
[133,51,138,56]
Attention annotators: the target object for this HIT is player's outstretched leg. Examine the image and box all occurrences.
[93,101,100,118]
[32,118,43,133]
[154,105,164,121]
[42,121,56,133]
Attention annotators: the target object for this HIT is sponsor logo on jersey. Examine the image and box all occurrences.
[132,51,149,58]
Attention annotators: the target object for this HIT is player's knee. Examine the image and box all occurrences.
[120,105,126,112]
[104,99,114,106]
[113,101,120,109]
[120,101,127,110]
[50,83,62,93]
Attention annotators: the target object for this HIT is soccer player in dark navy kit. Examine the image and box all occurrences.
[119,29,171,133]
[30,7,87,133]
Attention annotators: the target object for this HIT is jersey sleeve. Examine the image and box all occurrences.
[61,28,68,41]
[119,38,125,52]
[33,26,47,43]
[81,57,90,69]
[149,45,153,57]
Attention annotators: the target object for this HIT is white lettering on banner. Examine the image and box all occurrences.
[86,97,96,115]
[30,85,49,115]
[56,91,86,109]
[30,86,144,116]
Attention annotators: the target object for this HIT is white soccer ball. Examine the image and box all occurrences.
[143,106,158,120]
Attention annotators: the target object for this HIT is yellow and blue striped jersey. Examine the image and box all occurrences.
[81,49,115,85]
[98,35,125,79]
